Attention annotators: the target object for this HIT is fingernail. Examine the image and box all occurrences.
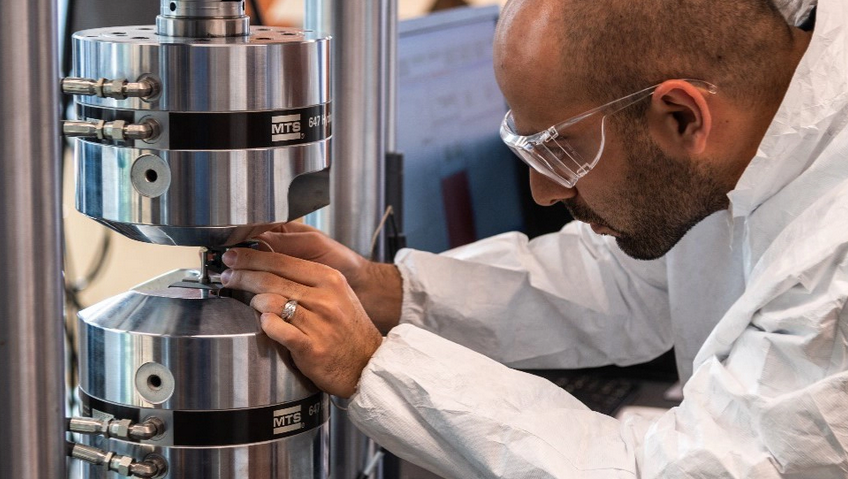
[222,249,237,266]
[220,269,233,285]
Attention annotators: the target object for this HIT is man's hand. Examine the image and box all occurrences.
[256,223,403,333]
[220,248,383,398]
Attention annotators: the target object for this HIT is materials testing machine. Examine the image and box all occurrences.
[61,1,332,477]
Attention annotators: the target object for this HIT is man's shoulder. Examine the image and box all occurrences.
[750,174,848,290]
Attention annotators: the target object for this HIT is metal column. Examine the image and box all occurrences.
[305,1,397,478]
[0,0,66,478]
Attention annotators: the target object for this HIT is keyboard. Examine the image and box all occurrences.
[550,374,638,416]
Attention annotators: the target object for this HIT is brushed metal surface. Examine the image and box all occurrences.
[0,0,66,478]
[157,0,250,37]
[79,270,318,409]
[75,141,330,246]
[71,26,330,112]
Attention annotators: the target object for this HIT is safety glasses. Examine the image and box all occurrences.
[500,79,718,188]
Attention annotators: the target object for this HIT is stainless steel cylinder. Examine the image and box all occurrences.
[157,0,250,38]
[70,25,331,247]
[75,271,329,479]
[0,0,66,478]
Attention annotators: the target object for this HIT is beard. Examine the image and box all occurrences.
[563,121,729,260]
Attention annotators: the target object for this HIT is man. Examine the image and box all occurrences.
[219,0,848,476]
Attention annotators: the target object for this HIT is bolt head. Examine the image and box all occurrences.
[114,455,133,476]
[112,418,132,438]
[107,120,127,141]
[106,79,127,99]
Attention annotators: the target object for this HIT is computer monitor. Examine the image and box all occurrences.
[397,5,527,253]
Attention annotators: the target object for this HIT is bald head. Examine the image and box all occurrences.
[494,0,797,116]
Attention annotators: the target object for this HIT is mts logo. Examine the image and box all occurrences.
[271,114,302,142]
[272,405,303,434]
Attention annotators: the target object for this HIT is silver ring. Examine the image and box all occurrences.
[281,300,298,322]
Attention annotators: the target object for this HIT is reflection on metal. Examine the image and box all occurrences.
[0,0,66,478]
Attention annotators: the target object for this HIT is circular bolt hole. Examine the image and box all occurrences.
[148,374,162,390]
[112,31,127,35]
[132,37,149,40]
[257,37,272,40]
[138,27,153,31]
[257,28,270,31]
[145,169,158,183]
[170,2,177,12]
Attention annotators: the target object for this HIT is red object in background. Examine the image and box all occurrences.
[441,170,477,249]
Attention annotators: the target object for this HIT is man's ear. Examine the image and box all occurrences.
[648,80,713,155]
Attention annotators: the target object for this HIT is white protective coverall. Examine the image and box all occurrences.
[348,1,848,477]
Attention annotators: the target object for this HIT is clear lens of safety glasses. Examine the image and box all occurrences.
[500,80,718,189]
[500,113,606,188]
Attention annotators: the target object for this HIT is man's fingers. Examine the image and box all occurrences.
[265,221,321,235]
[260,231,328,259]
[251,293,312,326]
[222,248,331,287]
[224,269,312,300]
[250,293,288,316]
[260,313,311,352]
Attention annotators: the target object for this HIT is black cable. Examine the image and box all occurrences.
[71,231,112,292]
[386,207,406,259]
[248,0,264,26]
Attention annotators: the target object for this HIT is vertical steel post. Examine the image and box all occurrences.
[305,0,397,477]
[0,0,66,478]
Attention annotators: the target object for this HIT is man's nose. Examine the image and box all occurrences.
[529,169,576,206]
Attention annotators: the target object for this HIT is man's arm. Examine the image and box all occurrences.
[220,237,848,477]
[258,220,673,370]
[348,299,848,479]
[392,221,672,369]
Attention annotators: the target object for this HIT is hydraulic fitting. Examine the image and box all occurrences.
[67,416,165,441]
[62,119,160,142]
[67,442,168,478]
[62,76,160,100]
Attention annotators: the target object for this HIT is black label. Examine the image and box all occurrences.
[79,390,329,447]
[76,103,332,150]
